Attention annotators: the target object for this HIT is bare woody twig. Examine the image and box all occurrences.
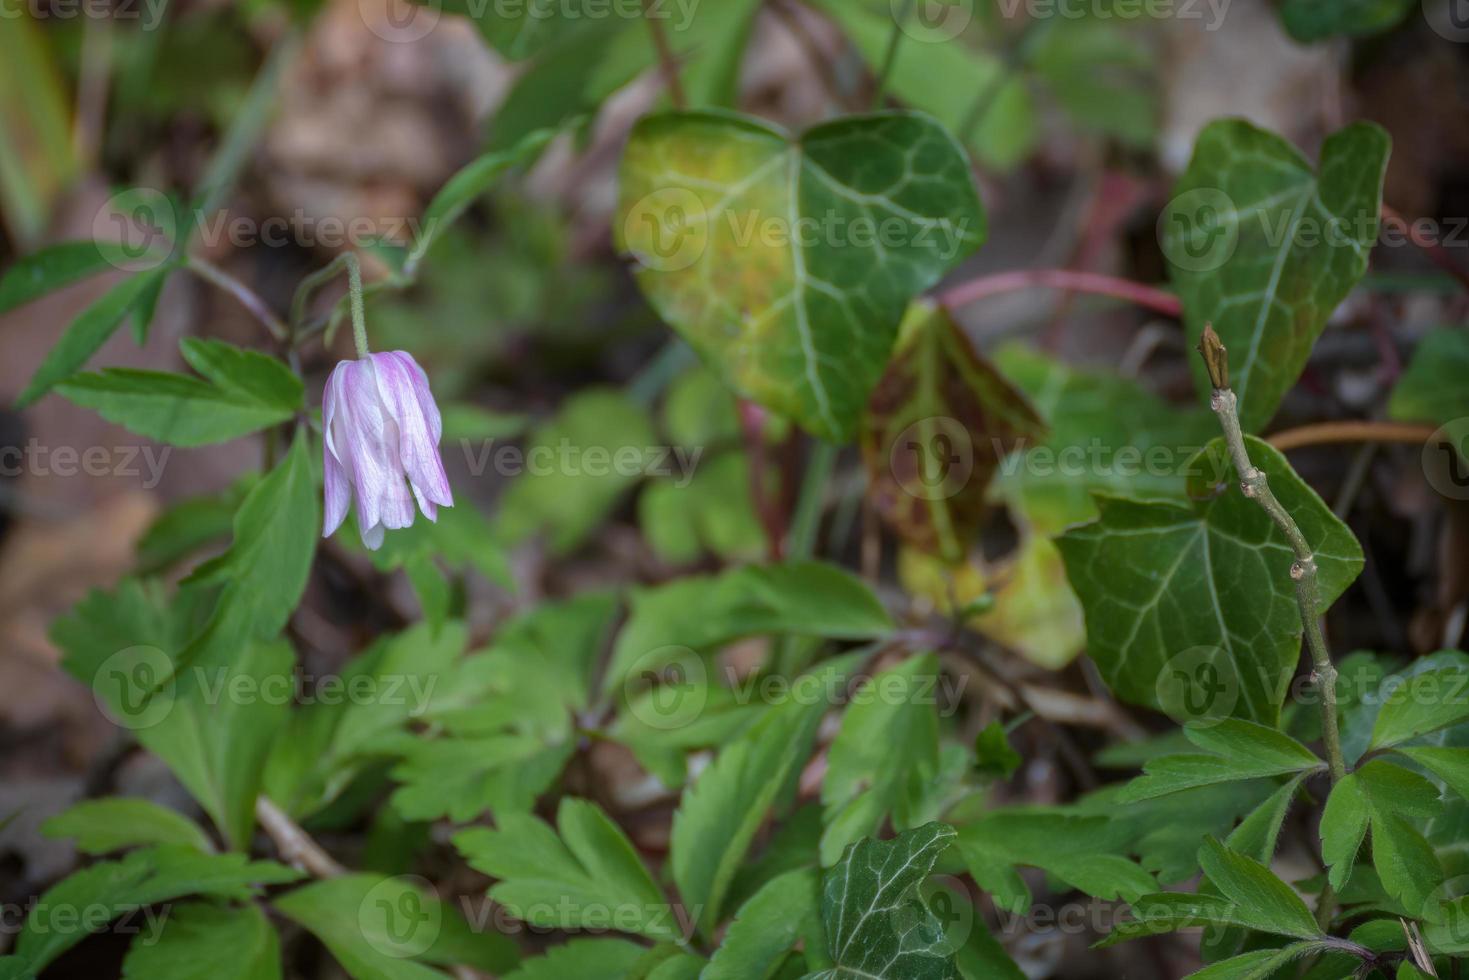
[1197,325,1346,784]
[255,795,345,879]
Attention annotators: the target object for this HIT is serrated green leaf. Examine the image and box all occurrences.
[1166,119,1390,432]
[1370,664,1469,749]
[1320,761,1443,912]
[1184,942,1330,979]
[455,798,677,942]
[1197,838,1320,940]
[57,339,301,447]
[617,110,985,440]
[0,241,146,314]
[1120,720,1323,801]
[43,798,214,855]
[704,869,821,980]
[122,903,280,980]
[1057,436,1363,723]
[804,823,961,980]
[820,653,941,865]
[136,479,253,573]
[18,265,175,406]
[275,873,518,979]
[16,846,298,972]
[1393,746,1469,802]
[502,939,648,980]
[860,301,1043,562]
[973,721,1021,781]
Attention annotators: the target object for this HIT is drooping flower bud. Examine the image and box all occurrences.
[321,351,453,549]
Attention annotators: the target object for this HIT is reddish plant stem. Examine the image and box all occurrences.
[1382,203,1469,293]
[938,268,1183,318]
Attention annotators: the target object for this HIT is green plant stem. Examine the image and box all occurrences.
[788,441,837,558]
[1199,335,1346,785]
[184,256,288,341]
[291,252,370,356]
[872,0,914,108]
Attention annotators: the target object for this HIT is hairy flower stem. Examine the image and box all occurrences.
[1198,326,1346,784]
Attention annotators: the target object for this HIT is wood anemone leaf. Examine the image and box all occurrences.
[1163,119,1390,433]
[1056,435,1363,724]
[617,109,986,441]
[860,300,1044,562]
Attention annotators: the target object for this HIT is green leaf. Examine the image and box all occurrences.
[145,639,295,849]
[820,653,941,865]
[1389,329,1469,426]
[1394,746,1469,802]
[973,721,1022,781]
[1165,119,1390,432]
[1370,664,1469,749]
[406,126,560,275]
[671,658,851,936]
[639,454,763,565]
[57,338,302,447]
[805,823,961,980]
[1099,892,1268,946]
[860,301,1043,561]
[1280,0,1415,41]
[43,798,214,855]
[617,110,985,441]
[176,432,318,675]
[17,264,175,405]
[455,798,678,943]
[502,939,648,980]
[1057,436,1363,724]
[1183,942,1331,979]
[1120,720,1323,801]
[122,903,280,980]
[991,343,1215,533]
[1320,761,1443,912]
[605,560,890,697]
[15,846,299,972]
[136,479,253,573]
[264,621,469,819]
[0,241,146,314]
[704,869,822,980]
[1197,838,1321,939]
[498,387,657,554]
[956,812,1156,916]
[275,873,518,979]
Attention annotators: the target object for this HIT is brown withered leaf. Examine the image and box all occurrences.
[860,301,1044,562]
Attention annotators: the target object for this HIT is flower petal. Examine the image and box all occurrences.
[335,358,403,537]
[322,364,352,537]
[371,350,453,515]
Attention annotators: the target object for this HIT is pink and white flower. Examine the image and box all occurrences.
[321,351,453,549]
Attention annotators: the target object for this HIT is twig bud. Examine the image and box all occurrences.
[1198,323,1230,390]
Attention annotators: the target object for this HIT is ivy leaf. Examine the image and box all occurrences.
[454,798,678,943]
[121,903,279,980]
[820,653,942,865]
[604,560,890,697]
[956,812,1156,916]
[13,846,298,973]
[617,110,985,441]
[501,939,649,980]
[804,823,961,980]
[275,874,518,978]
[57,339,302,447]
[1389,329,1469,426]
[1320,760,1443,912]
[860,301,1044,562]
[1119,720,1323,801]
[703,869,822,980]
[43,798,214,855]
[1370,663,1469,750]
[1280,0,1415,41]
[1165,119,1390,432]
[1057,436,1363,724]
[17,265,175,406]
[671,657,855,936]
